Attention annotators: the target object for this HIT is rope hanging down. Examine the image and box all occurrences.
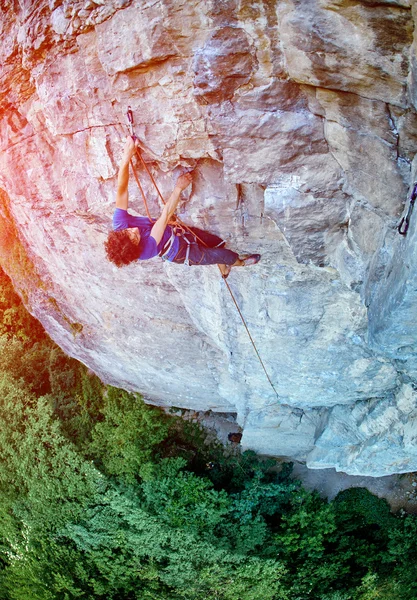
[221,277,280,399]
[125,108,279,400]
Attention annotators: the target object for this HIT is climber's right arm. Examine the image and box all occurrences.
[150,172,193,245]
[115,138,139,210]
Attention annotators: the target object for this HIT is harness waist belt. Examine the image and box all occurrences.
[160,229,194,265]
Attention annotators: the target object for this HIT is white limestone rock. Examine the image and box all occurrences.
[241,404,322,461]
[277,0,413,106]
[308,387,417,476]
[95,4,178,75]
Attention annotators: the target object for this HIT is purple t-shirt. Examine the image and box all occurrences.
[112,208,179,261]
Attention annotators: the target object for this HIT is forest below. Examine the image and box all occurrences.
[0,268,416,600]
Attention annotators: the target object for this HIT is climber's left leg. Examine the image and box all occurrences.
[188,227,225,248]
[172,237,238,266]
[187,243,239,266]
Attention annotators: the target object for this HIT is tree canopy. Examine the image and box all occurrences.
[0,267,416,600]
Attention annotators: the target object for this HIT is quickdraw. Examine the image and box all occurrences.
[126,106,166,221]
[398,182,417,236]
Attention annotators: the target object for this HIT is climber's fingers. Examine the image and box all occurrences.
[123,136,139,161]
[176,171,193,191]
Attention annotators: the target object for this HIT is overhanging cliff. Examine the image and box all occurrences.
[1,0,417,476]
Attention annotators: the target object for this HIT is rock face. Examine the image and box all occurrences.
[0,0,416,476]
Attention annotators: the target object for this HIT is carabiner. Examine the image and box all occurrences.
[398,182,417,236]
[398,216,409,236]
[126,106,135,138]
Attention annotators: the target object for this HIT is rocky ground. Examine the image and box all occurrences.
[180,408,417,513]
[291,462,417,514]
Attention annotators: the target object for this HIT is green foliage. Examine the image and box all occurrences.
[271,487,348,597]
[189,558,289,600]
[140,457,231,538]
[0,370,289,599]
[0,269,45,344]
[0,384,288,599]
[221,470,297,555]
[374,513,417,599]
[0,195,46,305]
[2,538,94,600]
[331,488,395,573]
[52,366,104,450]
[334,488,395,530]
[320,593,351,600]
[274,487,338,558]
[0,334,53,395]
[0,374,105,599]
[0,270,83,399]
[89,387,170,482]
[353,573,383,600]
[0,375,100,525]
[268,486,407,598]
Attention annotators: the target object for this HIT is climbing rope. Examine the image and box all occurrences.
[125,108,279,400]
[129,158,154,222]
[221,276,280,399]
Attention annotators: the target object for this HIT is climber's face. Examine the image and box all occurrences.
[126,227,140,245]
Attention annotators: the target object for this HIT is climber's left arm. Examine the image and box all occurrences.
[115,137,139,210]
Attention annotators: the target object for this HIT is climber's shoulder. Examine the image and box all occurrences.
[112,208,152,231]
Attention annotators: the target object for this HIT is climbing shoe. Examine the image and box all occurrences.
[220,265,232,279]
[240,254,261,266]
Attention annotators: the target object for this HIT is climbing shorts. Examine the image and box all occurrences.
[171,227,239,266]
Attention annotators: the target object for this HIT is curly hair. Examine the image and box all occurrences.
[104,230,141,267]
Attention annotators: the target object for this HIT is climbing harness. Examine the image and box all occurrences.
[398,182,417,236]
[159,225,192,266]
[158,229,177,259]
[125,108,279,400]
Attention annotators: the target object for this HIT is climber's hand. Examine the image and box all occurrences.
[175,171,193,192]
[123,136,139,162]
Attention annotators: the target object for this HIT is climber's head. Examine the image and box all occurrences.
[105,228,141,267]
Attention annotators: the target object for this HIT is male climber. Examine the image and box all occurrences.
[105,137,261,278]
